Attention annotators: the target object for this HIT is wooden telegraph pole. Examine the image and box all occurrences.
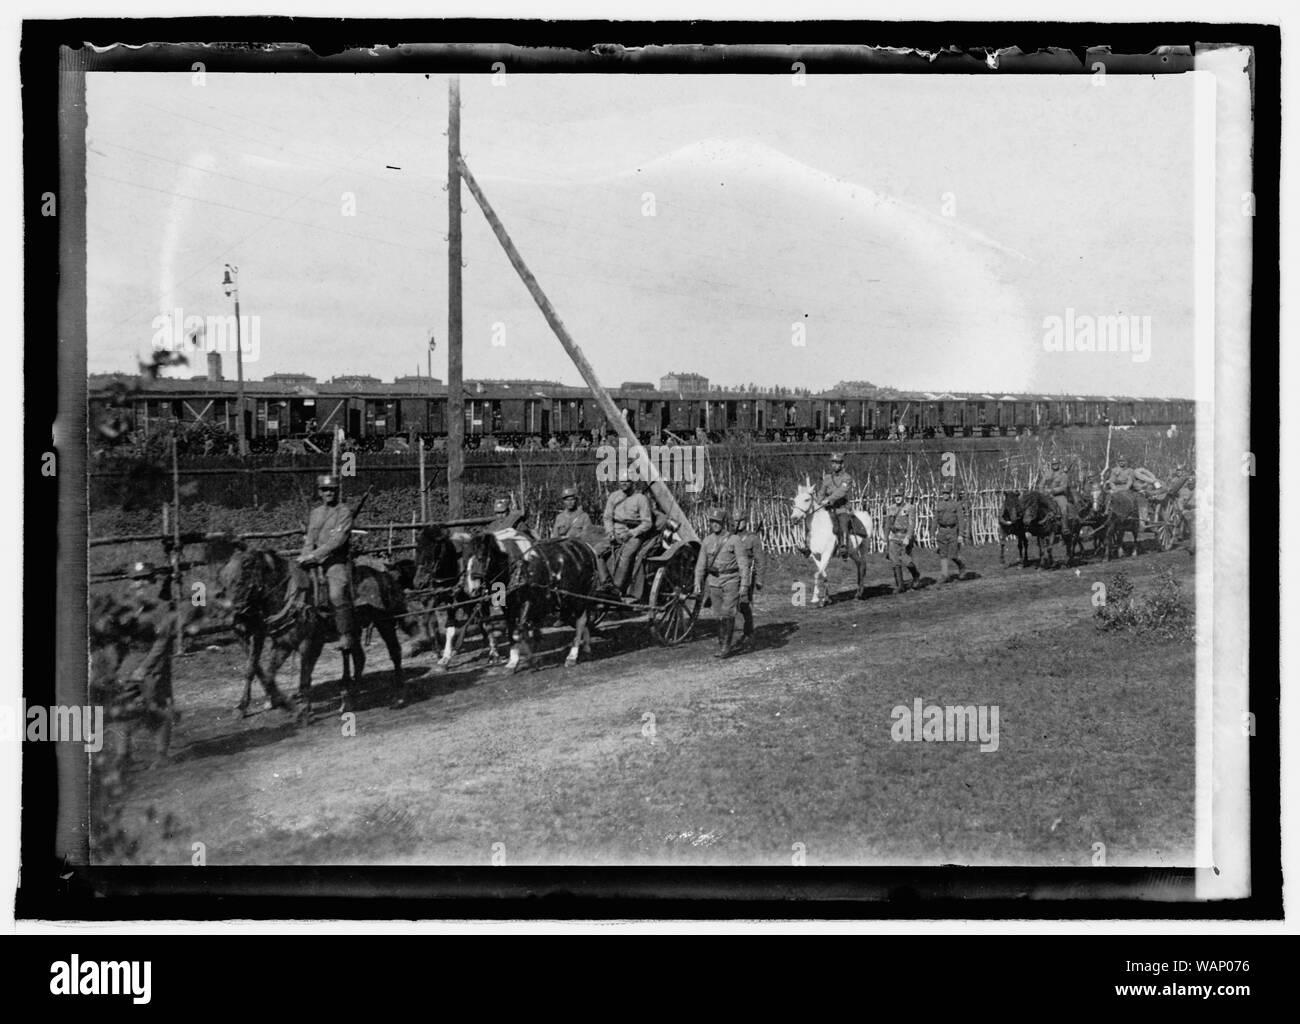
[456,156,699,545]
[446,76,465,517]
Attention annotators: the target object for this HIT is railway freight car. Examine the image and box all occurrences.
[89,372,1195,451]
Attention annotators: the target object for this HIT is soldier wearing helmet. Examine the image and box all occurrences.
[814,452,856,558]
[487,495,530,535]
[1104,455,1135,493]
[297,473,357,653]
[603,478,652,597]
[884,488,921,594]
[732,506,766,648]
[551,486,594,540]
[932,481,967,584]
[1041,457,1072,519]
[115,561,182,767]
[693,507,753,659]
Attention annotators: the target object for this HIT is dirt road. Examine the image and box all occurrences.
[107,544,1196,868]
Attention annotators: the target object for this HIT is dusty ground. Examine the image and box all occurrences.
[100,542,1196,868]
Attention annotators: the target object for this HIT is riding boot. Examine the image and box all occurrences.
[714,618,736,658]
[908,564,921,589]
[595,554,615,594]
[938,558,950,583]
[892,567,904,594]
[334,605,356,652]
[954,556,965,577]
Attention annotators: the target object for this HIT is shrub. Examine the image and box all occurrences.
[1095,568,1194,641]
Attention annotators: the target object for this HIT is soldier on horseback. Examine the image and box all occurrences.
[488,495,531,535]
[296,473,356,654]
[815,452,855,558]
[551,486,593,540]
[554,485,617,593]
[1042,458,1072,520]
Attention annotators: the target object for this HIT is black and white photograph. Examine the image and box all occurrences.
[13,17,1282,929]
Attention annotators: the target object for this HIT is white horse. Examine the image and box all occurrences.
[791,478,876,606]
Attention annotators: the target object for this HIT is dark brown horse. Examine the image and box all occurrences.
[1100,489,1142,561]
[395,524,501,669]
[1021,490,1084,567]
[463,533,602,673]
[999,490,1030,567]
[214,546,414,721]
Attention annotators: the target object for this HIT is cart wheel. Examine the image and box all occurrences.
[648,559,702,646]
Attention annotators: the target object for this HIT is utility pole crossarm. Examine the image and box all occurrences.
[456,155,699,545]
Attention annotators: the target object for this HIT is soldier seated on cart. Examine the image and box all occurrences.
[603,478,653,602]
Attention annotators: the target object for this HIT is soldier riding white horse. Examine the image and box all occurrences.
[791,474,875,606]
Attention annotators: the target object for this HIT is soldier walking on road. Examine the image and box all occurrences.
[110,562,184,769]
[693,508,753,659]
[932,482,967,584]
[884,489,921,594]
[732,507,766,649]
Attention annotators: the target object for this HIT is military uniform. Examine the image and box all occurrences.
[551,505,595,540]
[299,486,356,648]
[932,491,967,582]
[1042,465,1071,518]
[603,486,653,592]
[694,516,753,658]
[884,498,920,592]
[111,585,184,767]
[815,457,855,555]
[1105,464,1134,492]
[734,519,766,643]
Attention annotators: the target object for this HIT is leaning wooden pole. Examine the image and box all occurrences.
[458,156,699,544]
[446,76,465,518]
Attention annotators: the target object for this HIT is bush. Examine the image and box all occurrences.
[1094,568,1194,641]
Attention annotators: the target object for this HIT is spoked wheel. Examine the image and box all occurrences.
[1155,508,1183,552]
[648,550,702,646]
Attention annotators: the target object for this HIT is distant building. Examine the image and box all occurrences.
[394,374,443,387]
[659,372,709,393]
[619,381,656,391]
[265,372,318,385]
[328,374,381,388]
[469,379,562,388]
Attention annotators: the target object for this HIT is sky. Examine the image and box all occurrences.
[86,71,1197,396]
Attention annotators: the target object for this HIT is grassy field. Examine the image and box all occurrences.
[97,544,1196,868]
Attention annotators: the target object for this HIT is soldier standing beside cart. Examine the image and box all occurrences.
[732,507,766,649]
[693,508,753,659]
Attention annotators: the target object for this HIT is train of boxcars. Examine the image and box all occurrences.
[89,375,1194,450]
